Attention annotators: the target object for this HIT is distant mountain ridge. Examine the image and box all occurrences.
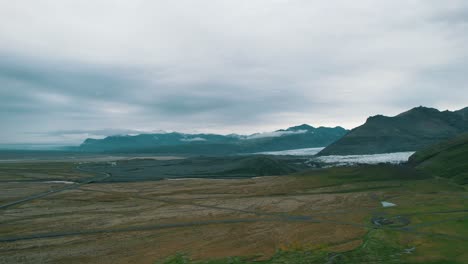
[319,106,468,155]
[79,124,348,154]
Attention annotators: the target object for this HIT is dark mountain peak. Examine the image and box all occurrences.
[319,105,468,155]
[82,138,98,144]
[285,124,315,132]
[397,106,440,117]
[364,106,445,124]
[366,114,388,122]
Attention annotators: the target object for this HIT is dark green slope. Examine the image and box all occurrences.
[409,133,468,184]
[319,106,468,155]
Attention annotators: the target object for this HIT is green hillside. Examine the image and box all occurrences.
[409,133,468,185]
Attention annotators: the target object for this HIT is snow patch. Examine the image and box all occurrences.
[254,147,324,156]
[317,151,415,165]
[381,201,397,207]
[45,181,75,184]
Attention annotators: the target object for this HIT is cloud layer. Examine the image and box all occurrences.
[1,0,467,144]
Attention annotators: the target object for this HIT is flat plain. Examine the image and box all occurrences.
[0,157,467,264]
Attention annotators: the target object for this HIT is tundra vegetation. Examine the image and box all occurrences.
[0,145,466,263]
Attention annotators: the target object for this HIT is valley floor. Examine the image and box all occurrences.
[0,160,467,263]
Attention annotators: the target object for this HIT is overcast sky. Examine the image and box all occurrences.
[1,0,468,145]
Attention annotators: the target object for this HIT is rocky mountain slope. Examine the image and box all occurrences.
[319,106,468,155]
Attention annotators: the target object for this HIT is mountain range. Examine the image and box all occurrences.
[79,124,348,154]
[319,106,468,155]
[79,106,468,155]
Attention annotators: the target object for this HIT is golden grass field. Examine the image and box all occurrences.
[0,160,466,263]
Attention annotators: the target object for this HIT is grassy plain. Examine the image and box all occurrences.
[0,157,466,264]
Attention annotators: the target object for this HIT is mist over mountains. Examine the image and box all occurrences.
[79,124,347,154]
[63,106,468,156]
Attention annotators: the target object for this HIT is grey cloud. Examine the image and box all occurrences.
[0,0,468,144]
[41,129,161,137]
[0,54,144,102]
[180,137,207,142]
[431,5,468,24]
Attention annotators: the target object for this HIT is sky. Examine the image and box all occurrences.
[1,0,468,145]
